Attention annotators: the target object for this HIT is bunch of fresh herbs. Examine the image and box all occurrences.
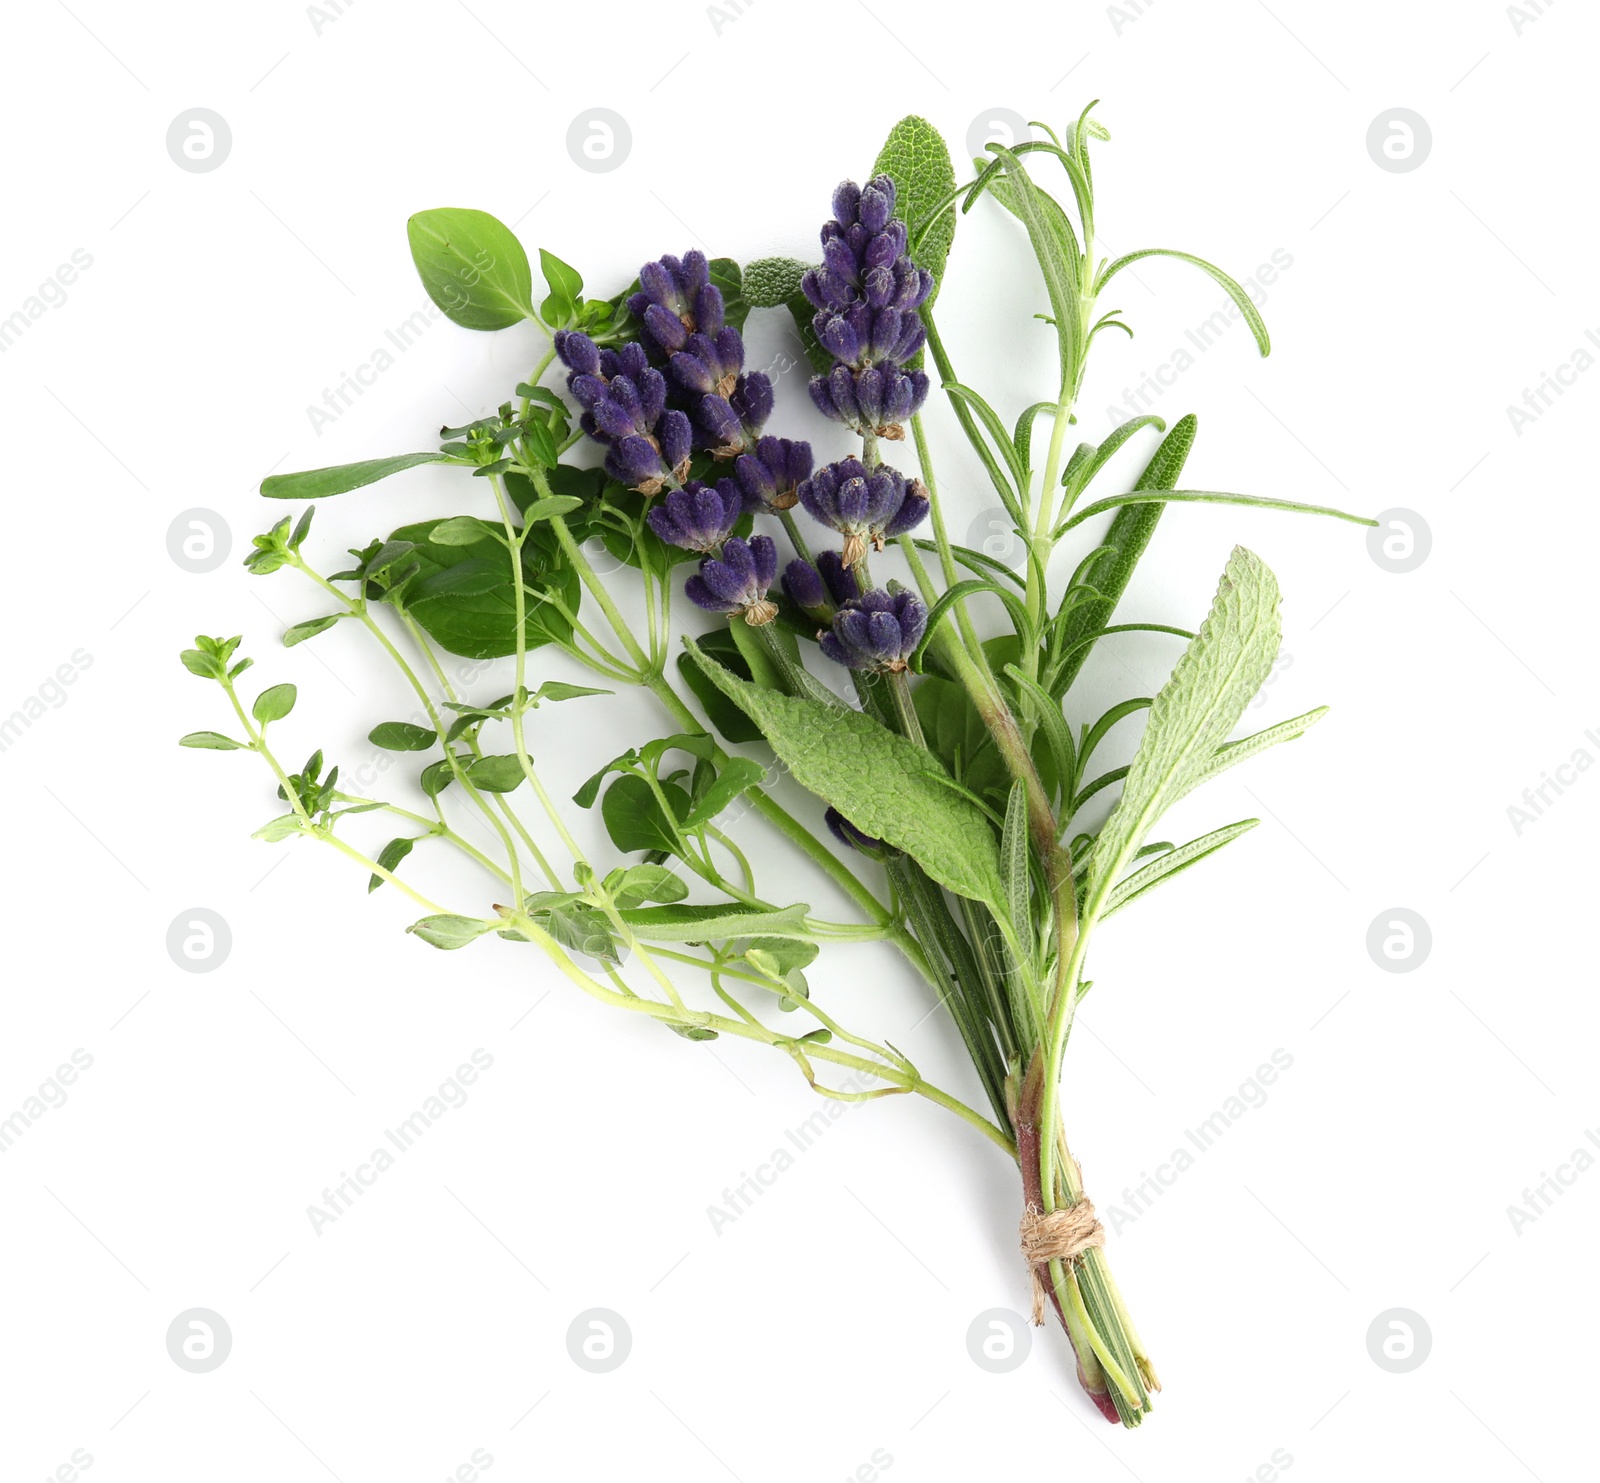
[181,108,1371,1424]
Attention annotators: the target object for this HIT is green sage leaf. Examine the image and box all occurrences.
[1087,547,1282,908]
[686,640,1005,908]
[743,256,811,308]
[873,115,958,313]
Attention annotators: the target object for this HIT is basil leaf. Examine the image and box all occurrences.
[538,247,584,324]
[407,208,535,330]
[708,257,748,332]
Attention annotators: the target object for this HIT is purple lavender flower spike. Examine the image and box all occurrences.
[818,587,927,673]
[646,479,743,553]
[797,457,917,566]
[735,436,812,513]
[685,534,780,625]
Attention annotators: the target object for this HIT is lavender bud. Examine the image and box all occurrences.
[685,534,779,625]
[647,479,743,552]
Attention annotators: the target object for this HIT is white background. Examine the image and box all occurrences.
[1,1,1595,1479]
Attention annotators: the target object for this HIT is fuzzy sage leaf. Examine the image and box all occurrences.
[1087,546,1282,906]
[685,639,1006,909]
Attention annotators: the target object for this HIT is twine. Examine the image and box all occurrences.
[1019,1196,1105,1325]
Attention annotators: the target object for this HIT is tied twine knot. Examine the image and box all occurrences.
[1019,1198,1105,1325]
